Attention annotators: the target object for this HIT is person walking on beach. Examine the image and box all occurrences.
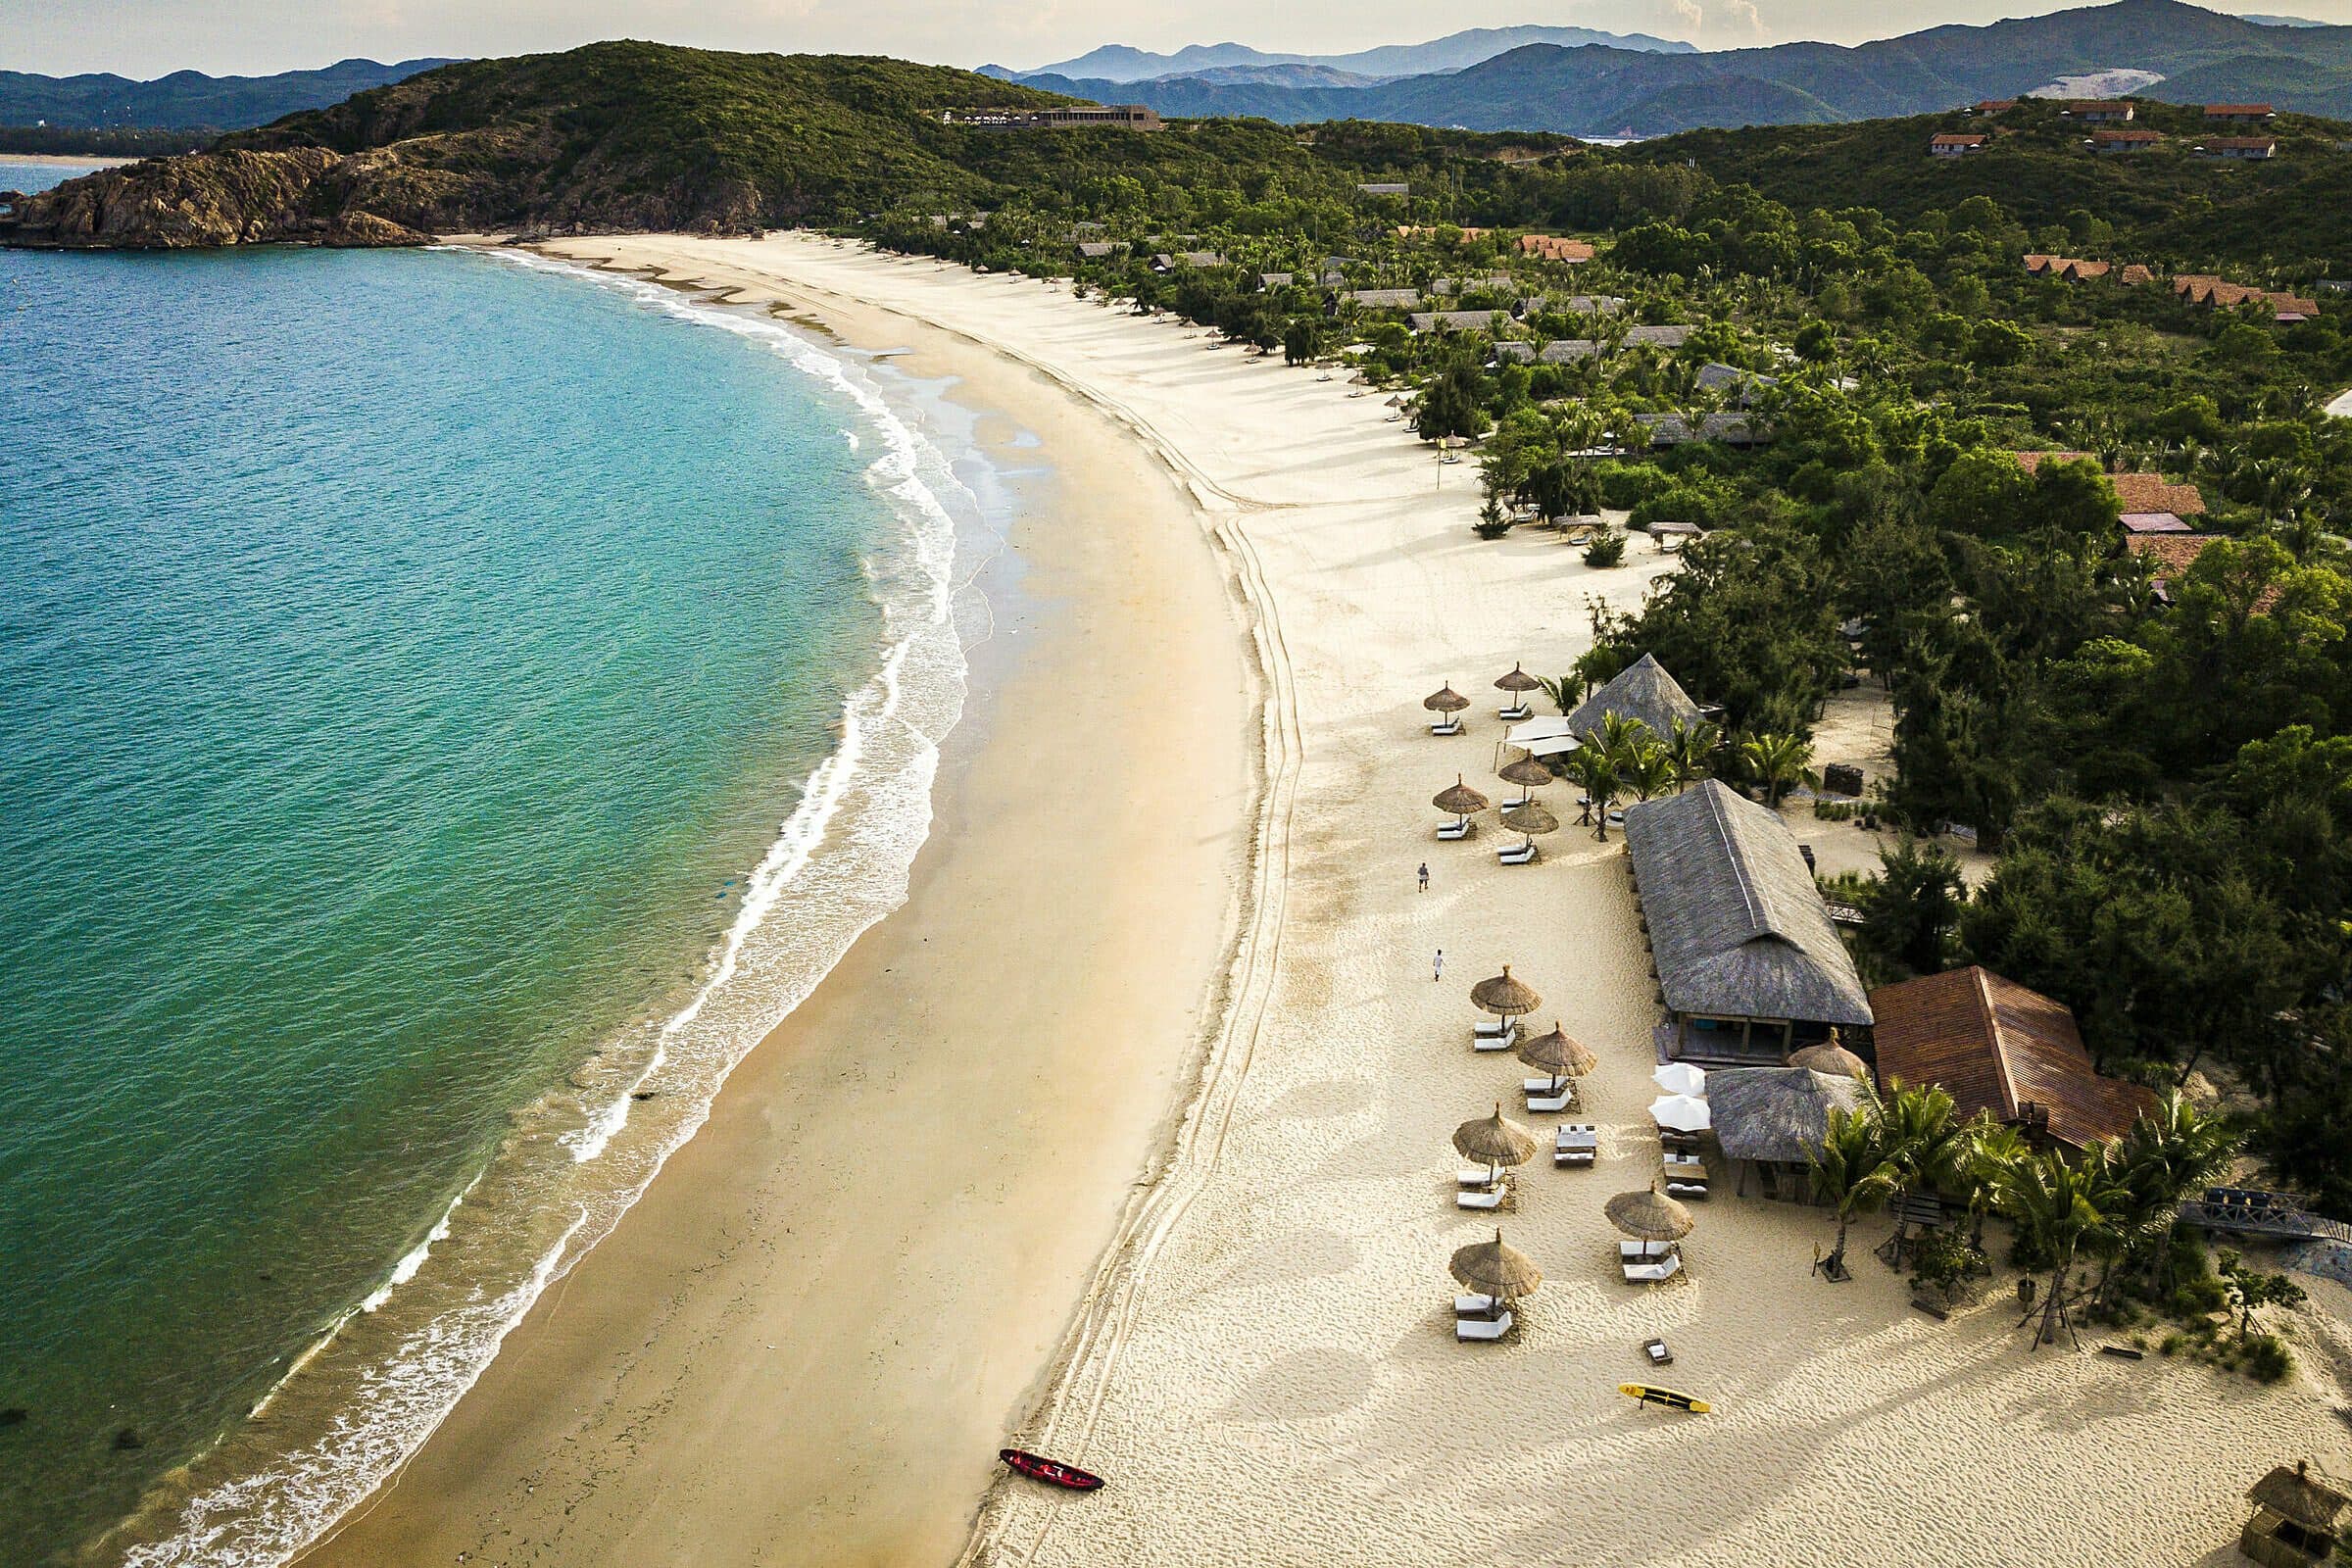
[1417,861,1430,893]
[1433,948,1445,983]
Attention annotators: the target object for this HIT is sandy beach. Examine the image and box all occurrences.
[305,233,2351,1568]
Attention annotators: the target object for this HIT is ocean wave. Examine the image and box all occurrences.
[106,251,991,1567]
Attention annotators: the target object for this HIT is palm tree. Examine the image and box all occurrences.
[1807,1106,1900,1279]
[1876,1083,1966,1264]
[1739,730,1816,808]
[2106,1093,2242,1297]
[1620,739,1676,804]
[1564,746,1620,841]
[1535,674,1577,716]
[1661,716,1722,790]
[1962,1121,2031,1251]
[1993,1145,2126,1349]
[1595,711,1654,768]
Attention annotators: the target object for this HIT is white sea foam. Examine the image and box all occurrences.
[114,250,993,1568]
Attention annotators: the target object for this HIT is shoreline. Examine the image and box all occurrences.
[286,239,1262,1567]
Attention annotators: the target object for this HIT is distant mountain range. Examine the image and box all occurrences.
[0,58,458,129]
[981,25,1693,89]
[1004,0,2352,135]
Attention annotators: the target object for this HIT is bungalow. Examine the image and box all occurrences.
[2120,511,2191,534]
[2024,254,2116,281]
[1408,309,1508,334]
[1973,98,2020,114]
[1355,181,1410,196]
[1698,412,1765,446]
[1567,652,1701,741]
[2066,101,2134,122]
[1868,966,2155,1152]
[1930,133,1987,157]
[1563,293,1630,315]
[1695,362,1777,403]
[2198,136,2278,161]
[1518,235,1596,263]
[1636,413,1694,446]
[2175,274,2321,317]
[1626,779,1876,1067]
[2205,103,2277,124]
[2125,532,2225,604]
[2120,263,2157,285]
[1348,287,1422,310]
[2010,453,2206,516]
[2091,128,2165,154]
[1621,323,1693,348]
[1076,240,1123,259]
[1257,270,1295,290]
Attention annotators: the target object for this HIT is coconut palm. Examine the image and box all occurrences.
[1595,711,1655,768]
[2105,1092,2242,1297]
[1875,1082,1967,1263]
[1806,1105,1900,1279]
[1962,1121,2032,1250]
[1564,746,1620,842]
[1993,1144,2127,1349]
[1535,674,1578,716]
[1739,730,1816,808]
[1618,738,1677,804]
[1661,715,1722,789]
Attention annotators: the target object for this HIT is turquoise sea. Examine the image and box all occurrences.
[2,162,986,1565]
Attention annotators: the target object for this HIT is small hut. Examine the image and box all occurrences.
[2242,1462,2349,1568]
[1566,653,1701,743]
[1708,1066,1868,1201]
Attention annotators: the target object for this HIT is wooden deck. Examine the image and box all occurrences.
[2181,1188,2352,1247]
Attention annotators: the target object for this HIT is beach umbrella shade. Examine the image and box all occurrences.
[1470,965,1542,1024]
[1498,756,1553,789]
[1432,773,1490,832]
[1652,1061,1708,1098]
[1387,393,1411,408]
[1424,683,1471,716]
[1494,662,1545,697]
[1649,1093,1712,1134]
[1517,1021,1597,1096]
[1789,1042,1872,1080]
[1453,1102,1540,1184]
[1499,801,1559,851]
[1450,1228,1544,1304]
[1606,1184,1696,1244]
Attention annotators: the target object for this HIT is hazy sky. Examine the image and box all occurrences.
[6,0,2349,79]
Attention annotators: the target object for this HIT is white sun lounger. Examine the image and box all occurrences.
[1474,1016,1512,1037]
[1436,818,1471,840]
[1526,1091,1573,1114]
[1619,1240,1675,1261]
[1473,1027,1517,1053]
[1525,1077,1568,1095]
[1499,792,1535,810]
[1457,1185,1507,1210]
[1497,843,1537,865]
[1623,1254,1685,1285]
[1457,1167,1503,1188]
[1456,1310,1513,1342]
[1455,1293,1500,1317]
[1497,703,1533,721]
[1554,1126,1597,1167]
[1666,1181,1709,1200]
[1430,716,1462,736]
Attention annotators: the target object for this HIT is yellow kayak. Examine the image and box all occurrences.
[1619,1383,1711,1413]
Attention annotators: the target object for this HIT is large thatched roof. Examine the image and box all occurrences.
[1708,1067,1868,1163]
[1623,781,1873,1027]
[2248,1462,2350,1533]
[1565,653,1701,742]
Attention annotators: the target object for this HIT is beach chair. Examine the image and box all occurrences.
[1642,1337,1674,1367]
[1497,701,1533,722]
[1555,1125,1598,1168]
[1430,716,1463,738]
[1455,1293,1500,1317]
[1456,1310,1513,1342]
[1664,1152,1706,1181]
[1456,1185,1508,1211]
[1473,1025,1518,1053]
[1473,1016,1513,1038]
[1619,1240,1675,1262]
[1526,1085,1576,1114]
[1496,843,1538,865]
[1498,792,1535,811]
[1623,1254,1684,1285]
[1436,817,1470,838]
[1666,1180,1709,1200]
[1457,1166,1504,1188]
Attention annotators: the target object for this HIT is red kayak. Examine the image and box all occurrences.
[1000,1447,1104,1491]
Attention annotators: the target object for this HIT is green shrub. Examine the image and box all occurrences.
[2243,1334,2293,1384]
[1584,533,1628,568]
[1594,462,1671,510]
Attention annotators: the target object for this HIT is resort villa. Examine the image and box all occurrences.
[1566,653,1702,740]
[1624,780,1875,1066]
[942,104,1164,131]
[1870,966,2155,1152]
[1929,133,1987,157]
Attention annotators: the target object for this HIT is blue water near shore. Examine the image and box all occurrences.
[1,176,985,1564]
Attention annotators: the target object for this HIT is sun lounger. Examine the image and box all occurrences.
[1623,1254,1684,1285]
[1457,1186,1507,1210]
[1456,1310,1513,1342]
[1526,1087,1575,1113]
[1456,1294,1500,1317]
[1498,792,1535,811]
[1619,1240,1674,1260]
[1458,1167,1503,1188]
[1473,1025,1517,1052]
[1436,818,1470,839]
[1474,1017,1512,1037]
[1642,1337,1674,1366]
[1665,1181,1708,1200]
[1430,717,1463,737]
[1556,1124,1597,1151]
[1496,843,1537,865]
[1554,1149,1595,1168]
[1497,703,1533,722]
[1664,1152,1705,1178]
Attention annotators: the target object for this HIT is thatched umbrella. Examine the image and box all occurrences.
[1494,662,1545,700]
[1423,682,1470,733]
[1499,801,1559,856]
[1517,1021,1596,1098]
[1606,1183,1695,1244]
[1387,393,1411,408]
[1432,773,1489,834]
[1453,1102,1539,1185]
[1497,754,1552,810]
[1450,1227,1543,1305]
[1470,965,1542,1032]
[1789,1042,1872,1080]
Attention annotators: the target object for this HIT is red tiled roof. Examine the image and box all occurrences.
[1518,235,1594,262]
[2120,264,2156,286]
[1869,967,2156,1151]
[2110,473,2207,514]
[2010,450,2090,472]
[2204,104,2275,117]
[2125,532,2221,573]
[2092,128,2164,143]
[2068,101,2132,113]
[1931,133,1987,148]
[2201,135,2278,151]
[1976,99,2019,113]
[2120,512,2190,533]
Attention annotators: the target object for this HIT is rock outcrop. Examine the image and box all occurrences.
[0,150,433,249]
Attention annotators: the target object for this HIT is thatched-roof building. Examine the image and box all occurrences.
[1625,780,1874,1065]
[1870,966,2154,1152]
[2243,1462,2349,1568]
[1708,1066,1869,1200]
[1566,653,1700,743]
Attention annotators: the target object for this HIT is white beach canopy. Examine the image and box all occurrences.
[1649,1093,1712,1133]
[1522,733,1581,759]
[1653,1061,1707,1098]
[1506,715,1577,747]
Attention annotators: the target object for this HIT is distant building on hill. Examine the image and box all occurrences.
[2090,127,2164,154]
[2197,136,2278,160]
[2205,103,2277,123]
[2173,273,2321,318]
[1929,132,1987,157]
[2065,101,2134,122]
[1518,235,1595,263]
[1973,98,2019,115]
[942,104,1162,131]
[1354,181,1409,196]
